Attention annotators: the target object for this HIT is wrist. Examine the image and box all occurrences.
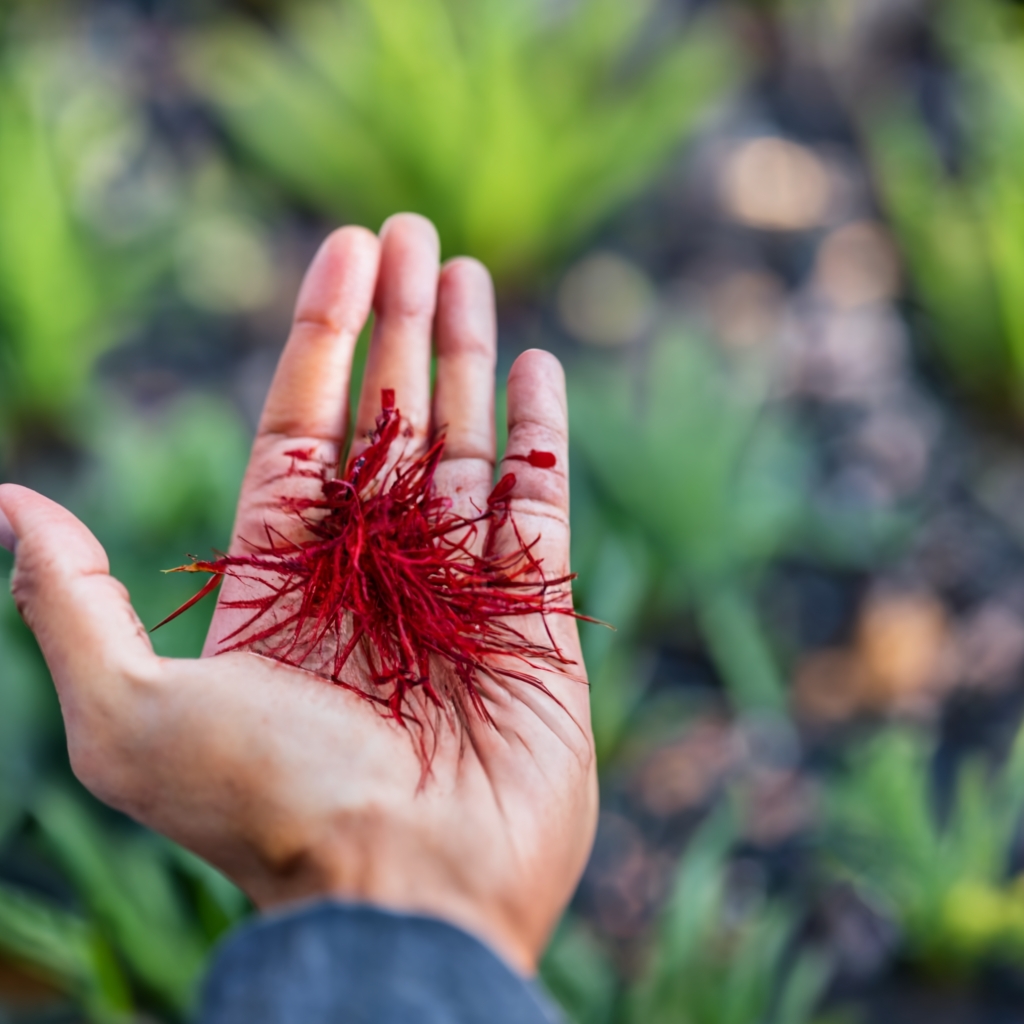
[235,836,547,975]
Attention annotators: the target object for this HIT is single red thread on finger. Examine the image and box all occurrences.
[154,391,586,762]
[505,450,557,469]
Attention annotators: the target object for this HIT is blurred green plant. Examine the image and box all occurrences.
[823,725,1024,975]
[79,392,250,654]
[191,0,735,287]
[0,786,248,1021]
[571,515,655,762]
[571,333,810,718]
[543,811,830,1024]
[0,22,170,438]
[864,0,1024,422]
[0,881,133,1022]
[0,588,56,832]
[0,49,113,433]
[0,17,277,444]
[83,394,248,547]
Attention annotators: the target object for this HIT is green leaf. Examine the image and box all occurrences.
[822,722,1024,972]
[0,881,134,1022]
[0,62,104,422]
[34,787,208,1014]
[571,333,805,713]
[190,0,736,287]
[627,807,827,1024]
[541,915,617,1024]
[0,613,55,840]
[864,0,1024,419]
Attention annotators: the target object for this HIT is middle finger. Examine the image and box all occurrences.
[351,213,440,459]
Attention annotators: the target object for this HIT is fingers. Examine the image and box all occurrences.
[352,214,440,456]
[433,257,498,464]
[500,350,570,525]
[258,226,381,444]
[0,483,157,720]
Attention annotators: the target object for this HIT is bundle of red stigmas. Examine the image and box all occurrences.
[155,389,581,738]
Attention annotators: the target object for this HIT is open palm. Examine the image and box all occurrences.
[0,214,596,973]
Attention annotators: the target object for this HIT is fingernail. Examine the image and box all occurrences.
[0,508,16,554]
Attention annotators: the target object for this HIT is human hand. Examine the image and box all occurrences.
[0,214,597,975]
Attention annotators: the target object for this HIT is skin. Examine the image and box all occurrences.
[0,214,598,976]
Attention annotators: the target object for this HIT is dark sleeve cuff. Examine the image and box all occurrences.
[196,902,562,1024]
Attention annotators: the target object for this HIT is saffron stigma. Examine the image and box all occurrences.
[154,392,584,754]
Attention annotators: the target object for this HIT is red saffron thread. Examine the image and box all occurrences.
[154,393,586,756]
[506,449,557,469]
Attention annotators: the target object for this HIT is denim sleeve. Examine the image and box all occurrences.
[196,902,563,1024]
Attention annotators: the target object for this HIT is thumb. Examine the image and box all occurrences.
[0,483,156,709]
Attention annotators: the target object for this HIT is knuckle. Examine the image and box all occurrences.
[438,328,495,361]
[386,291,436,322]
[8,567,35,624]
[507,423,568,463]
[293,311,345,335]
[8,551,52,627]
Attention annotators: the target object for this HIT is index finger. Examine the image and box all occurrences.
[228,226,380,550]
[207,227,380,652]
[257,226,380,445]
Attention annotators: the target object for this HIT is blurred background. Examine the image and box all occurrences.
[6,0,1024,1020]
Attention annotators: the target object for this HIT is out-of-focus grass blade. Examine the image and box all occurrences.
[166,843,250,942]
[0,881,133,1022]
[864,0,1024,422]
[571,333,808,714]
[34,786,207,1015]
[540,916,617,1024]
[0,59,104,425]
[625,806,827,1024]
